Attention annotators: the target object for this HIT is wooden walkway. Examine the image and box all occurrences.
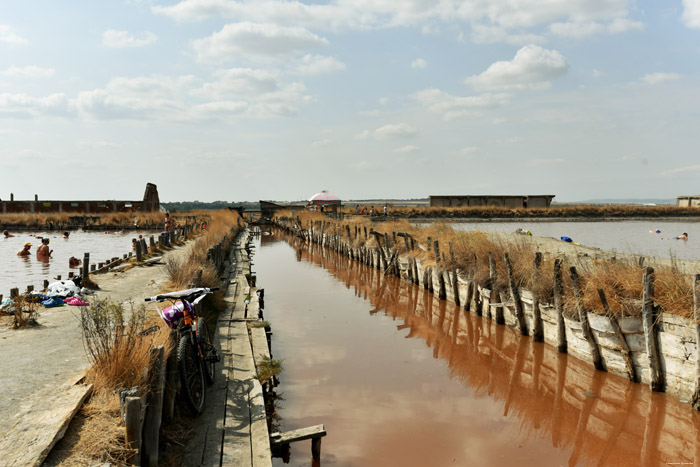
[184,231,272,466]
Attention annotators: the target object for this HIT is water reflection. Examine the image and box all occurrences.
[260,231,700,467]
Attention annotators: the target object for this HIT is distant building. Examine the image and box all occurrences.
[429,195,555,209]
[676,195,700,207]
[0,183,160,213]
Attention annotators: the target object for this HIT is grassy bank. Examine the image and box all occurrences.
[0,210,220,228]
[342,204,700,219]
[280,211,696,320]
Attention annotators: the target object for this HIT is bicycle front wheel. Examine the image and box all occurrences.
[177,333,206,415]
[198,317,217,385]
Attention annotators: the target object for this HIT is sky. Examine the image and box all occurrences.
[1,0,699,203]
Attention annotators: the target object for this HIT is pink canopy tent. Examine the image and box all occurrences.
[308,190,341,206]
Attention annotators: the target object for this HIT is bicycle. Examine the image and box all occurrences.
[145,287,220,415]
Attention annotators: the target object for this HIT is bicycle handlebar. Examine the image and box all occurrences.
[145,287,220,303]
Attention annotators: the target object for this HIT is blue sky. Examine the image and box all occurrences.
[1,0,698,202]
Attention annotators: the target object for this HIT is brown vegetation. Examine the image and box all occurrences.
[342,204,700,219]
[281,210,695,319]
[0,295,40,328]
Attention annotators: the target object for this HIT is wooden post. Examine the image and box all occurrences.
[598,289,637,382]
[693,275,700,410]
[10,288,19,298]
[489,252,503,324]
[163,331,178,421]
[82,252,90,280]
[124,396,145,466]
[433,240,440,265]
[142,345,166,466]
[43,279,49,290]
[504,253,528,336]
[641,267,664,392]
[553,259,567,353]
[532,252,544,342]
[570,266,605,371]
[26,285,34,294]
[311,437,322,461]
[136,241,143,262]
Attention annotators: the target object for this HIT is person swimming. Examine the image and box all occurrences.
[649,229,661,234]
[17,242,31,256]
[677,232,688,240]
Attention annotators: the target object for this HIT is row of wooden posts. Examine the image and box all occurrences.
[275,216,700,411]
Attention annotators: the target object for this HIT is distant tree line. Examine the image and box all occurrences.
[161,201,259,212]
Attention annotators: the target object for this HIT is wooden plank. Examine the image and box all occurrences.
[250,326,271,369]
[270,424,327,446]
[250,379,272,467]
[0,382,93,467]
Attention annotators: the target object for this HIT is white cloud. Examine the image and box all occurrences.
[153,0,638,35]
[608,17,644,33]
[593,69,604,78]
[682,0,700,28]
[549,21,605,38]
[0,25,27,45]
[456,146,480,157]
[312,138,332,147]
[412,88,509,120]
[193,22,329,62]
[292,54,346,75]
[532,157,565,165]
[411,58,427,69]
[379,97,389,106]
[194,68,280,99]
[660,164,700,177]
[1,66,55,78]
[471,25,545,45]
[0,93,70,118]
[102,29,158,48]
[357,122,417,140]
[465,45,568,91]
[549,18,642,38]
[394,145,419,153]
[640,72,681,85]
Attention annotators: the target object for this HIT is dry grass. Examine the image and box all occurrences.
[365,204,700,219]
[81,298,171,394]
[0,295,40,328]
[0,211,209,227]
[166,209,241,289]
[276,210,698,318]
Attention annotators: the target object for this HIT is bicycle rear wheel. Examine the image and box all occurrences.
[197,317,217,385]
[177,333,206,415]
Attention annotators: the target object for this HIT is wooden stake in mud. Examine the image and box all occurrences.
[598,288,637,382]
[553,259,567,353]
[433,240,440,266]
[641,267,664,392]
[692,274,700,410]
[82,253,90,280]
[532,252,544,342]
[489,252,503,323]
[570,266,604,371]
[504,253,528,336]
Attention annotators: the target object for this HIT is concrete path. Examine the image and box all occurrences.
[0,241,194,463]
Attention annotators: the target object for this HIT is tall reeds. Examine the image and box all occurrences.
[282,210,696,319]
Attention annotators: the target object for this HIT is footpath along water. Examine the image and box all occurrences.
[450,220,700,260]
[254,230,700,467]
[0,229,156,294]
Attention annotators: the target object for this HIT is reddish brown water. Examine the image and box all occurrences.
[255,231,700,467]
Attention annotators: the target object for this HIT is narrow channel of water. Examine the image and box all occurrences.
[254,230,700,467]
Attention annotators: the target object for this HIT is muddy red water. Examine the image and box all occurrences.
[254,230,700,467]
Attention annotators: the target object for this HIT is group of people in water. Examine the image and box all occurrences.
[648,229,688,240]
[5,230,81,266]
